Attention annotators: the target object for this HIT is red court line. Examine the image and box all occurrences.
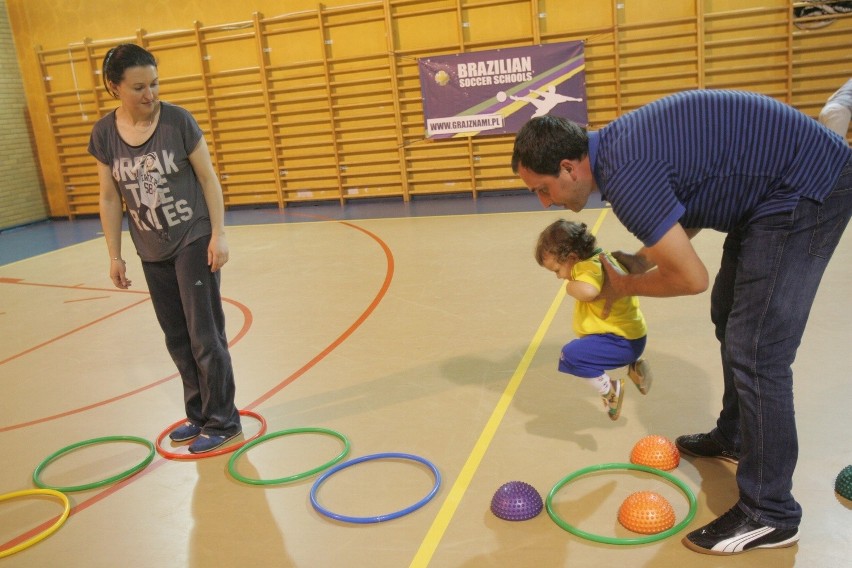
[0,279,149,292]
[0,372,179,434]
[0,283,253,433]
[1,218,394,555]
[246,219,395,409]
[0,458,172,553]
[64,296,111,303]
[0,295,152,367]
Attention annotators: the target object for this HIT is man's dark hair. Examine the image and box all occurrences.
[511,115,589,175]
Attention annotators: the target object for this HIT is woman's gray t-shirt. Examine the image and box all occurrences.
[88,102,212,262]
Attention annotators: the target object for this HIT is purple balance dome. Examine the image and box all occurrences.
[490,481,543,521]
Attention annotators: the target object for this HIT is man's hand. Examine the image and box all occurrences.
[611,250,654,275]
[599,223,709,318]
[598,253,630,318]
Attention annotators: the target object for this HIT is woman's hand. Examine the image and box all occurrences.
[110,257,132,289]
[208,233,229,272]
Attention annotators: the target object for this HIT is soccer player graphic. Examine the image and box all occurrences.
[510,85,583,118]
[131,152,171,242]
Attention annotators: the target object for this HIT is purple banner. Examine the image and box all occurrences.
[418,42,587,139]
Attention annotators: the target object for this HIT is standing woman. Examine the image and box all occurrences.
[89,44,241,453]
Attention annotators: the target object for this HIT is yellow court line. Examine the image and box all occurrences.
[409,209,610,568]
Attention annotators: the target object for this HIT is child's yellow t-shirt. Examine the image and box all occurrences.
[570,252,647,339]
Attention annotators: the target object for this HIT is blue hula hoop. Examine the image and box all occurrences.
[310,452,441,524]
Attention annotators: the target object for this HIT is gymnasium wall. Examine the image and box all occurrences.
[6,0,851,219]
[0,0,47,230]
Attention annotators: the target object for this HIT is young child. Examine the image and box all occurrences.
[535,219,651,420]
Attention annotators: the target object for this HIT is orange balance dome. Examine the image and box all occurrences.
[630,435,680,471]
[618,491,676,534]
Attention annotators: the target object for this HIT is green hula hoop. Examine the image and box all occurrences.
[546,462,698,545]
[33,435,155,493]
[228,427,351,486]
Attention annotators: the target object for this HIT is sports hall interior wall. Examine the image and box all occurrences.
[0,0,47,230]
[5,0,851,220]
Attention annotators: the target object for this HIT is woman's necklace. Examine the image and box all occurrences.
[133,119,154,132]
[131,102,160,132]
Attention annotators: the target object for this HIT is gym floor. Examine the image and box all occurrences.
[1,193,850,567]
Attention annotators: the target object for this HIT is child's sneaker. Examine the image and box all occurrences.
[628,359,652,395]
[602,378,624,420]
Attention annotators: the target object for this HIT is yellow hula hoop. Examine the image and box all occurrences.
[0,488,71,558]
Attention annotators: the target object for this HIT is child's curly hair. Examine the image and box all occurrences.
[535,219,597,266]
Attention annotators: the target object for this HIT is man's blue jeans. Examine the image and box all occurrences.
[708,157,852,528]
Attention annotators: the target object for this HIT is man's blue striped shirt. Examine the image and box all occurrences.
[589,90,851,246]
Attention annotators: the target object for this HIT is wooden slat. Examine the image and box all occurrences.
[36,0,852,216]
